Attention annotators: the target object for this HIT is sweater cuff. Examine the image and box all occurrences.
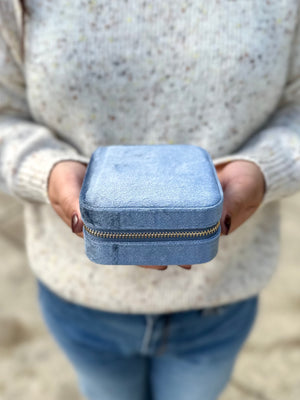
[15,149,90,204]
[213,136,297,206]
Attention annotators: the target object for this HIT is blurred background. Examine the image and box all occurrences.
[0,191,299,400]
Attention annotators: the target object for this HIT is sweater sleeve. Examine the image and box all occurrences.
[0,0,89,204]
[213,6,300,206]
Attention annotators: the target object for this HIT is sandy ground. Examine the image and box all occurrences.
[0,191,300,400]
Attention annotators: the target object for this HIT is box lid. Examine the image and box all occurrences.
[79,144,223,230]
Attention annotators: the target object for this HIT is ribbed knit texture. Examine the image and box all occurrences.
[1,0,300,313]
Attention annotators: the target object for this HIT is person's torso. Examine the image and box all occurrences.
[23,0,299,157]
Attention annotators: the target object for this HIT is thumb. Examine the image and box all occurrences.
[63,176,84,237]
[220,183,244,235]
[49,161,86,238]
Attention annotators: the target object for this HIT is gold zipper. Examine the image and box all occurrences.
[83,221,220,240]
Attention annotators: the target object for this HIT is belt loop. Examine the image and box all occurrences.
[140,315,155,355]
[156,314,171,355]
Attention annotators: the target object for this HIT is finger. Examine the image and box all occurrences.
[52,203,84,238]
[71,212,84,235]
[220,184,242,235]
[220,182,255,235]
[74,228,84,239]
[179,265,192,269]
[59,178,85,236]
[55,192,84,239]
[49,163,86,236]
[64,191,82,226]
[138,265,168,270]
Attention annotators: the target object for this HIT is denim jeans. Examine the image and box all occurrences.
[37,279,258,400]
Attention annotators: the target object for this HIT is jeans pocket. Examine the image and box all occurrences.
[191,297,258,361]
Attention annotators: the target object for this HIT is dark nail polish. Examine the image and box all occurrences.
[224,214,231,235]
[71,213,79,233]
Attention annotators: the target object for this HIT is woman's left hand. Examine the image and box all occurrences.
[138,160,265,270]
[215,160,266,235]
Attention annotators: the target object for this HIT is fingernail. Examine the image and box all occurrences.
[224,214,231,235]
[71,213,79,233]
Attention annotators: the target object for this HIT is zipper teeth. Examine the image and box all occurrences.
[83,221,220,239]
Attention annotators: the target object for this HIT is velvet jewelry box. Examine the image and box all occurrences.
[79,144,223,266]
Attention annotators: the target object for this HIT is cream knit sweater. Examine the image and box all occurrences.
[1,0,300,313]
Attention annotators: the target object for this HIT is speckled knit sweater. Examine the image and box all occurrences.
[1,0,300,313]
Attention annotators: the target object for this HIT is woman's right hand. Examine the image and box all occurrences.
[47,160,191,270]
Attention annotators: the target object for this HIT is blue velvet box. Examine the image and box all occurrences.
[79,144,223,265]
